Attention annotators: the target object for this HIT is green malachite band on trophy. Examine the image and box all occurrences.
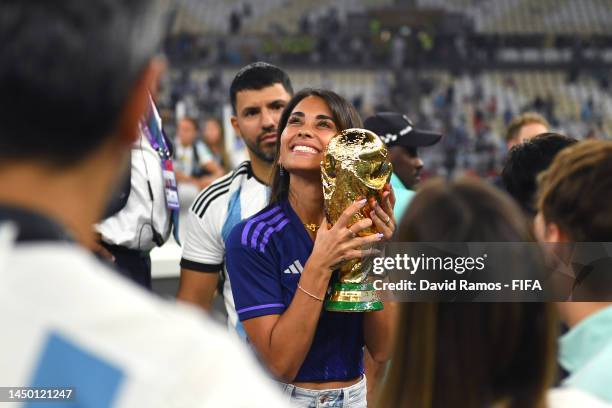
[332,282,373,291]
[325,300,384,312]
[325,281,384,312]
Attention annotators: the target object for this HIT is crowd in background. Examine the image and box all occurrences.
[160,0,612,187]
[165,70,610,197]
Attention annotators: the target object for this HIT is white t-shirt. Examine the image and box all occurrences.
[0,237,287,407]
[180,161,268,338]
[174,141,214,177]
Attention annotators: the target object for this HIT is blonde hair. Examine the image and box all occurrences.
[505,112,550,142]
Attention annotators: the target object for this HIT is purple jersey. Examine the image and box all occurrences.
[226,199,364,382]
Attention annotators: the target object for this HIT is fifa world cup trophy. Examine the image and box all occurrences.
[321,128,392,312]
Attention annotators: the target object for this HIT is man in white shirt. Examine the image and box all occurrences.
[96,99,175,289]
[0,1,287,406]
[177,62,293,338]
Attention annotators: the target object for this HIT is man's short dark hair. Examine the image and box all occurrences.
[0,0,164,167]
[229,62,293,113]
[502,132,577,215]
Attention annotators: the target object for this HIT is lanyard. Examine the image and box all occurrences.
[140,100,181,245]
[142,111,171,161]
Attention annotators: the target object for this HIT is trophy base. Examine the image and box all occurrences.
[325,282,384,312]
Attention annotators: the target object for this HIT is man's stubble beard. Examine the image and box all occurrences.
[242,133,277,163]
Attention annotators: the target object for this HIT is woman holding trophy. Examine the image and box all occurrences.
[226,88,396,407]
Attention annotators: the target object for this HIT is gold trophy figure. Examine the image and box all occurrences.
[321,128,392,312]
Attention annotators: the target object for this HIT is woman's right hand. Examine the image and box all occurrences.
[308,198,384,275]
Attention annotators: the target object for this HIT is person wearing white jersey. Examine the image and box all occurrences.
[0,1,286,406]
[96,97,178,289]
[177,62,293,338]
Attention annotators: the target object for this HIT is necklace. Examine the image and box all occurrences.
[303,223,320,233]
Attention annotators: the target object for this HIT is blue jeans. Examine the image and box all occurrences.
[279,376,367,408]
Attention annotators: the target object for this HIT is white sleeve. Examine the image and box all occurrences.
[180,197,226,272]
[96,133,171,250]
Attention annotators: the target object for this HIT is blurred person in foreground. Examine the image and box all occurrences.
[378,178,609,408]
[0,1,287,406]
[535,140,612,404]
[505,112,550,151]
[364,112,442,222]
[363,111,442,403]
[502,133,577,217]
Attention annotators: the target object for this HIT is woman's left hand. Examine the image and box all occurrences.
[369,183,396,241]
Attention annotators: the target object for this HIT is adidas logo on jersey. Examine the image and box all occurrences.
[283,260,304,275]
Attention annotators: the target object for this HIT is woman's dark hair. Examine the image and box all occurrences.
[269,88,362,204]
[378,178,557,408]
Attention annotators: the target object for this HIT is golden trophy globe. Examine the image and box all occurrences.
[321,128,392,312]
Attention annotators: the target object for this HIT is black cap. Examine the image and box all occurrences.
[364,112,442,148]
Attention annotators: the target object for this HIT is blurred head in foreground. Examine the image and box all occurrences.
[535,140,612,324]
[379,178,557,408]
[0,0,165,241]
